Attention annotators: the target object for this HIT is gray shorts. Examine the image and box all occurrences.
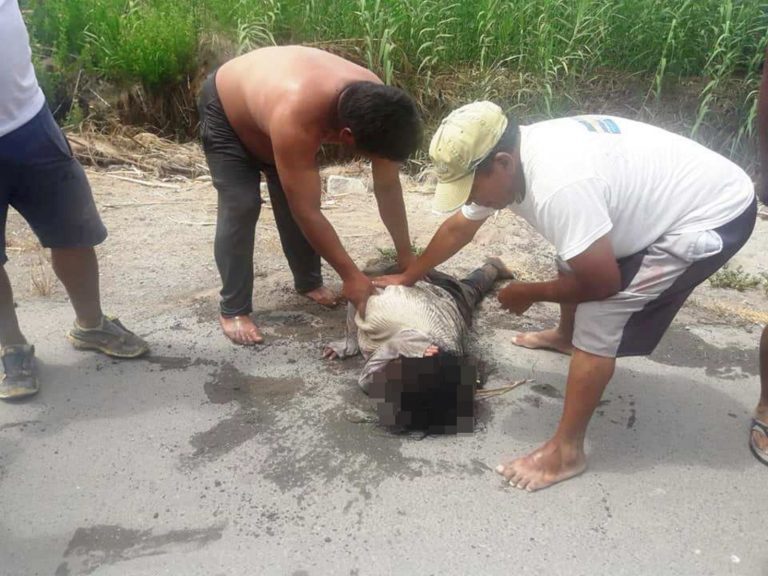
[0,105,107,265]
[560,198,756,358]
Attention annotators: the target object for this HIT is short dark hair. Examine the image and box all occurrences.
[338,81,423,162]
[476,114,520,174]
[370,354,477,434]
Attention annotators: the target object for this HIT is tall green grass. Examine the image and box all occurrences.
[22,0,768,159]
[27,0,198,87]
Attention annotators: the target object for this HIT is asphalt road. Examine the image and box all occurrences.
[1,293,765,576]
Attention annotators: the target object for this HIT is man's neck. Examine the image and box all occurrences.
[514,147,527,203]
[332,85,351,130]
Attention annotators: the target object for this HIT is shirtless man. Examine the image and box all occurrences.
[198,46,422,345]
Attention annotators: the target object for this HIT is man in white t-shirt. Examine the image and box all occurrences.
[373,101,757,491]
[0,0,149,400]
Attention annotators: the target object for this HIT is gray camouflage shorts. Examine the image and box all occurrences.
[559,198,756,358]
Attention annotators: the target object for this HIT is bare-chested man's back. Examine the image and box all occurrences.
[216,46,380,162]
[197,46,422,345]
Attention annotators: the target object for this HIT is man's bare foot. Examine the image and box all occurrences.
[513,328,573,355]
[219,315,264,346]
[301,286,339,308]
[496,439,587,492]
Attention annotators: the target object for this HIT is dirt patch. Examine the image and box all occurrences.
[56,523,224,576]
[650,325,759,379]
[142,355,218,371]
[182,362,305,466]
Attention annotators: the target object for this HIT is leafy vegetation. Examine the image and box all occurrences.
[376,244,425,263]
[709,264,764,292]
[21,0,768,157]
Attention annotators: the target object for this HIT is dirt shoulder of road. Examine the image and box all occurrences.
[4,149,768,339]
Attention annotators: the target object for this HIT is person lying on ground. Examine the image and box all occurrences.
[198,46,423,346]
[324,258,513,432]
[751,43,768,466]
[0,0,149,401]
[375,102,756,490]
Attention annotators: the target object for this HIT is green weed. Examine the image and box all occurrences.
[709,264,764,292]
[376,244,425,262]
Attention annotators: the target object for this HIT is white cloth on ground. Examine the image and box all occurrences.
[327,282,468,392]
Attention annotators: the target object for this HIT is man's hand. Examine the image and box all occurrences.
[343,274,376,317]
[498,283,535,315]
[372,159,414,270]
[322,346,339,360]
[372,273,415,288]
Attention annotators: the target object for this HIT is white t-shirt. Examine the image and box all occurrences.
[462,116,755,260]
[0,0,46,137]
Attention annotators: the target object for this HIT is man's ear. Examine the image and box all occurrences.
[494,151,517,174]
[339,127,355,147]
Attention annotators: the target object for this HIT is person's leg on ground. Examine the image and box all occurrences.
[49,246,148,357]
[0,265,25,348]
[0,263,38,399]
[199,76,265,345]
[0,183,37,398]
[9,106,148,358]
[213,178,263,345]
[458,257,515,306]
[438,258,513,324]
[50,246,102,328]
[497,348,615,491]
[263,167,336,307]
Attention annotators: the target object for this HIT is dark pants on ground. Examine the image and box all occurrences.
[375,262,500,325]
[197,72,322,317]
[428,264,499,326]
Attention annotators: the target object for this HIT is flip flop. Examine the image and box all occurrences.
[749,418,768,467]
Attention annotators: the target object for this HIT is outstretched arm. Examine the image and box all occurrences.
[372,158,414,270]
[271,120,374,314]
[374,210,487,287]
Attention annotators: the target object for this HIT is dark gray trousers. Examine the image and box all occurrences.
[198,72,322,317]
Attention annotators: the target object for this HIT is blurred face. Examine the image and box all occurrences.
[468,151,521,209]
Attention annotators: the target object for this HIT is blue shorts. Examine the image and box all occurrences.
[0,105,107,265]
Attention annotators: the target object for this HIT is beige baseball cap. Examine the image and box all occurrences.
[429,101,508,213]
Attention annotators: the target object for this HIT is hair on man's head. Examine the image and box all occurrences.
[370,354,477,434]
[476,114,520,174]
[338,81,423,162]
